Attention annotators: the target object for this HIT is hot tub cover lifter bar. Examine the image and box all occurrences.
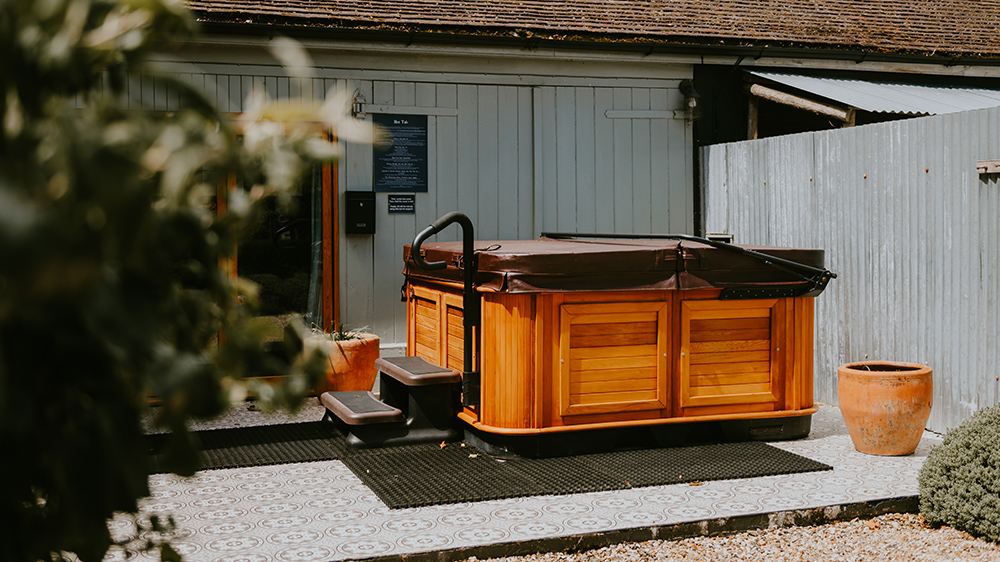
[411,212,481,407]
[541,232,837,299]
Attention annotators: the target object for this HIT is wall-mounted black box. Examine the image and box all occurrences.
[345,191,375,234]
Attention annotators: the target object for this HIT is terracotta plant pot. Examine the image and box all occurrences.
[837,361,932,456]
[306,333,380,394]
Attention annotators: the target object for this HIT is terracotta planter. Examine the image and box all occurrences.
[837,361,932,456]
[307,333,380,394]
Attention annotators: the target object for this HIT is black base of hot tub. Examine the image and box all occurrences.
[464,415,812,459]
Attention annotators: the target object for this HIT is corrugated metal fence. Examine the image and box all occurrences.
[701,106,1000,432]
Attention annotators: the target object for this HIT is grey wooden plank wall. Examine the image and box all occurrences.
[127,69,694,352]
[341,80,692,350]
[534,86,693,235]
[123,71,331,112]
[701,106,1000,433]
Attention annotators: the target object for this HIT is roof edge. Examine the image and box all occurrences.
[191,12,1000,67]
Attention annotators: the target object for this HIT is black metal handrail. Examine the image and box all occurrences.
[411,212,480,406]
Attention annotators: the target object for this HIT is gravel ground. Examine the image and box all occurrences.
[466,514,1000,562]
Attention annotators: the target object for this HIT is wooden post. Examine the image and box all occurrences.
[322,149,338,331]
[218,174,238,281]
[748,83,852,123]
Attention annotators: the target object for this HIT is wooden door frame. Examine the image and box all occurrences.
[217,127,340,333]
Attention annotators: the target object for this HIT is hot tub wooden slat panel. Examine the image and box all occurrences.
[691,370,771,387]
[689,350,771,365]
[570,344,658,360]
[572,390,659,405]
[559,300,669,417]
[447,308,463,328]
[415,302,437,321]
[691,317,770,332]
[446,351,464,371]
[572,367,658,383]
[571,377,658,394]
[771,298,788,410]
[690,339,771,353]
[481,293,535,428]
[800,298,815,409]
[686,308,775,321]
[686,299,779,310]
[571,332,658,348]
[538,293,559,428]
[690,328,772,342]
[407,279,815,433]
[442,293,471,374]
[690,361,771,376]
[689,382,773,397]
[571,355,659,371]
[683,402,775,417]
[564,301,665,314]
[556,409,662,427]
[680,299,780,414]
[408,286,444,363]
[416,342,438,361]
[687,390,777,405]
[415,331,439,352]
[569,312,659,325]
[571,322,658,336]
[787,297,815,412]
[415,305,438,324]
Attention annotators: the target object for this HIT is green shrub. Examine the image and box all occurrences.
[0,0,353,558]
[919,403,1000,542]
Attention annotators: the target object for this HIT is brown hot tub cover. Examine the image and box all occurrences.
[403,237,829,296]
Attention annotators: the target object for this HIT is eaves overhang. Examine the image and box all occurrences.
[189,13,1000,69]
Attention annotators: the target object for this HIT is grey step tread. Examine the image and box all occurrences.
[321,391,404,426]
[376,356,461,386]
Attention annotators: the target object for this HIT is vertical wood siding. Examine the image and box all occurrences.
[534,86,693,235]
[354,81,691,349]
[481,293,536,428]
[136,68,693,354]
[701,107,1000,432]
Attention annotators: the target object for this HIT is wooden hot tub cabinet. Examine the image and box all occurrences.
[407,282,815,428]
[403,237,831,453]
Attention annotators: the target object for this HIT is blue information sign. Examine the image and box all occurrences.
[373,114,428,193]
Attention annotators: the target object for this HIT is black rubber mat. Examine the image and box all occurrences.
[576,441,824,487]
[341,440,831,509]
[147,421,346,473]
[148,423,830,508]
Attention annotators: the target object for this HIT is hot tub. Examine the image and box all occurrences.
[401,228,833,455]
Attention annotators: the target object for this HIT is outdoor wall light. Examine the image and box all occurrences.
[680,79,702,121]
[352,89,366,120]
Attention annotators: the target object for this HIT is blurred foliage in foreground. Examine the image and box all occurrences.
[0,0,354,559]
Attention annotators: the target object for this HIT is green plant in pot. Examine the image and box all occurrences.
[306,323,380,394]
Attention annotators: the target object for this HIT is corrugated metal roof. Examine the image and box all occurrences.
[750,71,1000,115]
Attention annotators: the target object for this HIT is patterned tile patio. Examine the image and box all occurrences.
[112,403,940,562]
